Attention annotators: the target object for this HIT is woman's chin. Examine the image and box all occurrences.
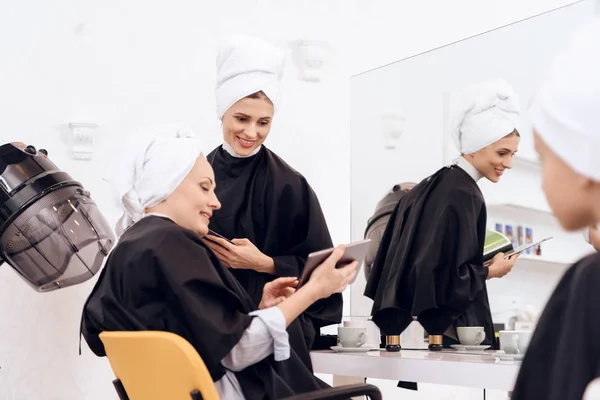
[233,144,258,156]
[196,224,209,237]
[486,174,500,183]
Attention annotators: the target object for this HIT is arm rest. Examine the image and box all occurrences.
[281,383,382,400]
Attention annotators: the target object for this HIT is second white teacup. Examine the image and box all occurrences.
[344,320,380,347]
[457,326,486,346]
[338,327,368,348]
[499,330,533,354]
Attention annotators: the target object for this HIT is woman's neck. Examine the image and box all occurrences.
[455,155,483,182]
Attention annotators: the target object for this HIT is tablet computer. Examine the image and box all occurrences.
[504,236,552,258]
[483,237,552,266]
[297,239,372,288]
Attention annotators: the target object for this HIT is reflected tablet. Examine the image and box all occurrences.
[297,239,372,288]
[504,237,553,258]
[483,237,553,266]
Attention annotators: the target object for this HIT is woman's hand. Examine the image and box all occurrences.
[487,252,519,279]
[305,246,358,300]
[203,236,276,274]
[274,246,356,327]
[259,277,298,309]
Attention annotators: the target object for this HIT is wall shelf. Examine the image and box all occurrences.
[487,202,555,223]
[515,254,573,270]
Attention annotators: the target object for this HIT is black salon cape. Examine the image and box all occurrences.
[364,165,495,347]
[511,252,600,400]
[80,216,329,400]
[207,145,343,349]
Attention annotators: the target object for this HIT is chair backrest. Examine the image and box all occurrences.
[99,331,221,400]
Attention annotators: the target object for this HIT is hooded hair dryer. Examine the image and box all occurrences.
[0,142,115,292]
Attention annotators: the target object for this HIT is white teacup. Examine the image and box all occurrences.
[457,326,486,346]
[499,330,533,354]
[344,320,380,348]
[338,327,368,348]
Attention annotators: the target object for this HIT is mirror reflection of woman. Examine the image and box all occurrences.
[365,79,521,349]
[202,35,342,359]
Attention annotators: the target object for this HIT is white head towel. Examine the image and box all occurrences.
[215,34,285,120]
[531,17,600,182]
[111,124,203,236]
[451,79,521,154]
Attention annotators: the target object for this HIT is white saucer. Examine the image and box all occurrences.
[492,351,525,361]
[450,344,491,351]
[330,345,376,353]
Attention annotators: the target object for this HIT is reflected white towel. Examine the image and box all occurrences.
[531,17,600,182]
[451,79,521,154]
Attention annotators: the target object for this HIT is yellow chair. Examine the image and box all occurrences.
[100,330,382,400]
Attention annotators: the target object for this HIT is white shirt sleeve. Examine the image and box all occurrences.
[221,306,290,372]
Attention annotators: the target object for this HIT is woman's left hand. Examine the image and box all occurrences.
[203,236,276,274]
[258,277,298,309]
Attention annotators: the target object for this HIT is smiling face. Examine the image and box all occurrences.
[148,156,221,237]
[221,91,274,156]
[464,131,520,183]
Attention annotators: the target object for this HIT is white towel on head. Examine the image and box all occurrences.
[531,17,600,182]
[215,34,285,120]
[111,123,203,236]
[451,79,521,154]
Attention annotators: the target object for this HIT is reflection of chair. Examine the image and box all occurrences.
[100,331,382,400]
[363,182,416,280]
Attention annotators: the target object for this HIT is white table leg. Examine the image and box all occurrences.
[332,374,367,400]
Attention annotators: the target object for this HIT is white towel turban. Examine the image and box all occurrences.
[451,79,521,154]
[215,34,285,120]
[111,124,203,236]
[531,17,600,182]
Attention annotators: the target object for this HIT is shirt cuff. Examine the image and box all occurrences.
[249,307,290,361]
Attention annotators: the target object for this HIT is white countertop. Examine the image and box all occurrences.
[310,349,521,391]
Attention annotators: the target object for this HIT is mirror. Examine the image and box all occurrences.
[349,0,596,320]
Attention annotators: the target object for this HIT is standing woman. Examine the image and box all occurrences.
[365,79,521,349]
[203,35,342,353]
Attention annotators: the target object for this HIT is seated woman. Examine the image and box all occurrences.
[511,18,600,400]
[80,125,357,400]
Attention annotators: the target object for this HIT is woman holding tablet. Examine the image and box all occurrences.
[365,79,521,350]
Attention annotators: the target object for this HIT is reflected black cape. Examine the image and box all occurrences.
[364,166,495,347]
[512,252,600,400]
[80,216,328,400]
[207,145,342,350]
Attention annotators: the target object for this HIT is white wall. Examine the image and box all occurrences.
[0,1,594,399]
